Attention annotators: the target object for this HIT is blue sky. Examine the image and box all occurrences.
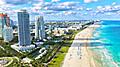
[1,0,120,22]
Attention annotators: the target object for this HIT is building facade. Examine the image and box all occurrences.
[0,13,10,38]
[3,27,13,42]
[18,10,31,46]
[35,16,45,40]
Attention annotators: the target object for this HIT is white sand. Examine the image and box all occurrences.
[62,24,100,67]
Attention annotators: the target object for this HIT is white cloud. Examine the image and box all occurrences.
[0,4,15,13]
[76,7,84,10]
[52,0,60,2]
[0,0,6,5]
[86,8,92,11]
[104,12,113,15]
[84,0,92,3]
[33,3,43,7]
[63,11,74,15]
[84,0,98,3]
[32,3,43,11]
[104,6,112,11]
[112,2,116,5]
[114,5,120,9]
[43,5,73,11]
[0,0,44,5]
[97,6,103,9]
[59,2,79,6]
[42,2,81,11]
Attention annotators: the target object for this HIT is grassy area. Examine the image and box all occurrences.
[0,44,23,58]
[60,46,69,53]
[48,46,69,67]
[39,44,60,63]
[48,29,82,67]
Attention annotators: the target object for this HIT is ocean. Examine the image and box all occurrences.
[93,20,120,67]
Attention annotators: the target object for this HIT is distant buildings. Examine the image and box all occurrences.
[3,27,13,42]
[68,25,82,30]
[53,28,68,36]
[18,10,31,46]
[48,25,53,31]
[35,16,45,40]
[0,13,10,38]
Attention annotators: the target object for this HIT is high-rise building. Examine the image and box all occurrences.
[18,10,31,46]
[35,16,45,40]
[0,13,10,38]
[10,19,14,28]
[3,27,13,42]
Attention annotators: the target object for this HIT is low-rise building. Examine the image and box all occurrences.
[53,28,69,36]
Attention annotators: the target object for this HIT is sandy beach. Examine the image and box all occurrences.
[62,24,101,67]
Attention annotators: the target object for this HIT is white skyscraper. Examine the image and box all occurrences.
[3,27,13,42]
[35,16,45,40]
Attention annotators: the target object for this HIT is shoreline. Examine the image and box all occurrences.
[62,23,118,67]
[90,43,119,67]
[91,23,119,67]
[62,23,102,67]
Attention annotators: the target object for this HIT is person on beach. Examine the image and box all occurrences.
[78,46,80,50]
[69,53,72,60]
[77,51,79,56]
[70,54,72,57]
[79,56,81,59]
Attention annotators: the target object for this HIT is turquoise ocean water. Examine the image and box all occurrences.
[93,21,120,67]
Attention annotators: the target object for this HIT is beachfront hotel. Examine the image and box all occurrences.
[35,16,45,40]
[0,13,10,38]
[17,10,31,46]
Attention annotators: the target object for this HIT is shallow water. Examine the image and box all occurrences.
[92,20,120,67]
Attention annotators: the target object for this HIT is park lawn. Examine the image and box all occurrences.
[48,46,69,67]
[60,46,69,53]
[48,30,81,67]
